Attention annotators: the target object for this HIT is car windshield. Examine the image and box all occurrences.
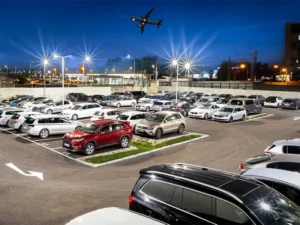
[230,100,243,106]
[81,123,101,134]
[55,101,62,106]
[248,95,256,99]
[117,114,129,120]
[283,99,293,103]
[145,114,166,122]
[197,104,210,109]
[154,102,164,106]
[248,190,300,225]
[216,99,228,104]
[103,96,118,100]
[115,97,123,100]
[25,117,35,124]
[70,105,81,110]
[172,102,183,107]
[94,111,104,116]
[220,107,234,112]
[198,98,209,103]
[266,97,277,102]
[43,100,53,104]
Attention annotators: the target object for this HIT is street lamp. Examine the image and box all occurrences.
[43,59,49,96]
[185,62,191,86]
[127,55,135,74]
[4,65,8,73]
[82,56,91,83]
[129,66,132,73]
[172,59,179,103]
[273,64,279,69]
[239,64,248,80]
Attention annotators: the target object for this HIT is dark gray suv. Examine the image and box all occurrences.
[228,98,262,115]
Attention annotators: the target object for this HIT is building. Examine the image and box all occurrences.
[285,23,300,80]
[0,73,14,87]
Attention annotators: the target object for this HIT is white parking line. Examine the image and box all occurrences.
[34,137,63,142]
[52,147,63,150]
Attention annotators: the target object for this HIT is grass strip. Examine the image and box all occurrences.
[246,113,267,120]
[83,134,201,164]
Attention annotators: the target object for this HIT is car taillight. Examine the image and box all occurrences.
[28,124,35,127]
[129,194,135,204]
[242,106,246,109]
[239,162,244,170]
[99,116,104,120]
[176,107,182,110]
[13,120,18,123]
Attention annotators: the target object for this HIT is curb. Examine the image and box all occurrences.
[78,133,209,168]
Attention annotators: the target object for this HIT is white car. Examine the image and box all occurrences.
[135,99,157,112]
[22,115,84,138]
[202,93,218,98]
[188,104,221,119]
[20,97,48,108]
[10,111,42,131]
[212,105,246,122]
[116,111,149,130]
[264,139,300,155]
[152,100,174,111]
[213,98,229,108]
[0,107,24,126]
[66,207,167,225]
[23,99,54,111]
[264,96,283,108]
[108,97,137,107]
[62,103,102,120]
[194,97,219,107]
[39,100,73,114]
[138,94,154,103]
[91,109,122,121]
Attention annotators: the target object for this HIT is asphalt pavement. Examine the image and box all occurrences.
[0,106,299,225]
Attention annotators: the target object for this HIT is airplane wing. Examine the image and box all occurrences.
[144,8,154,19]
[140,25,145,34]
[146,20,158,25]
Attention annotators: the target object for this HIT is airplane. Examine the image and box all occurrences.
[130,8,163,34]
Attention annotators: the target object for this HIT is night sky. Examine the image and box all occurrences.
[0,0,299,70]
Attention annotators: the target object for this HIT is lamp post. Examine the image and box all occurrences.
[83,56,91,84]
[127,55,135,74]
[185,62,191,86]
[239,63,248,80]
[43,59,49,96]
[54,54,71,112]
[172,59,179,103]
[282,68,287,82]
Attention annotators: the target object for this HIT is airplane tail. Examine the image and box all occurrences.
[157,19,163,28]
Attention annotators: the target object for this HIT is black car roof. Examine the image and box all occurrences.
[140,163,264,200]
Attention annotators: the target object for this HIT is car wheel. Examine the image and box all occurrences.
[18,124,23,132]
[229,117,233,123]
[146,107,150,112]
[117,103,121,108]
[72,114,78,120]
[84,142,95,155]
[246,110,249,116]
[39,129,49,139]
[6,120,11,127]
[131,102,135,107]
[120,136,129,148]
[242,115,246,121]
[277,103,279,108]
[183,111,187,117]
[155,128,163,139]
[204,113,208,120]
[296,106,299,110]
[177,124,185,134]
[46,109,53,114]
[75,126,82,131]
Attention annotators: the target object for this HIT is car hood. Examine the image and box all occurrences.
[214,111,232,116]
[190,108,209,113]
[138,119,161,127]
[65,130,93,139]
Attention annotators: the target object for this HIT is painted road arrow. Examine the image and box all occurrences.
[5,163,44,180]
[293,117,300,121]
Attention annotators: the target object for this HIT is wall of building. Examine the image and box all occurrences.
[0,87,111,100]
[158,86,300,99]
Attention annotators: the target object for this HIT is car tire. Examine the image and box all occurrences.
[183,111,187,117]
[277,103,279,108]
[204,113,208,120]
[131,102,135,107]
[75,126,82,131]
[146,107,150,112]
[39,129,49,139]
[120,136,129,148]
[177,124,185,134]
[296,106,299,110]
[246,110,249,116]
[18,124,23,132]
[155,128,163,139]
[46,109,53,114]
[84,142,95,155]
[6,120,11,127]
[242,115,246,121]
[117,103,121,108]
[72,114,78,120]
[229,117,233,123]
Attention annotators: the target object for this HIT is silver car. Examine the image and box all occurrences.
[212,105,246,122]
[243,168,300,206]
[264,139,300,155]
[10,111,42,131]
[135,100,156,112]
[22,115,84,138]
[152,100,173,111]
[39,100,73,114]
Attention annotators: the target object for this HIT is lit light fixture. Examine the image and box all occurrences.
[240,64,246,69]
[43,59,49,65]
[185,62,191,70]
[172,59,178,66]
[260,202,271,211]
[85,56,91,61]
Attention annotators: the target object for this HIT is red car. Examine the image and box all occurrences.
[63,120,133,155]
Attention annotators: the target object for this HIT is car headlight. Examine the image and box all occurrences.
[73,138,84,142]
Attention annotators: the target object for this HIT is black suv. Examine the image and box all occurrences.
[66,93,90,102]
[129,163,300,225]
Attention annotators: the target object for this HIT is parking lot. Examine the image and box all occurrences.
[1,104,300,225]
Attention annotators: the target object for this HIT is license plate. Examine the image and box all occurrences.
[64,143,70,147]
[137,129,145,132]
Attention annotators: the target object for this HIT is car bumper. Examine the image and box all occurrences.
[135,128,156,136]
[188,113,205,118]
[264,102,278,107]
[62,139,84,152]
[212,116,230,121]
[282,105,297,109]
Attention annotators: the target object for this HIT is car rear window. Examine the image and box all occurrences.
[25,117,35,124]
[117,114,129,120]
[154,102,164,105]
[245,154,273,165]
[229,100,243,106]
[11,114,21,119]
[266,97,277,102]
[94,111,104,116]
[283,99,293,103]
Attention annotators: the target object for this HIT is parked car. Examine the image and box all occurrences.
[135,99,157,112]
[39,100,73,114]
[63,120,133,155]
[10,95,33,106]
[22,99,53,111]
[194,92,204,100]
[66,93,91,102]
[234,95,247,98]
[218,94,233,100]
[168,101,196,116]
[66,207,167,225]
[212,105,247,122]
[152,100,173,111]
[2,95,21,104]
[17,96,48,108]
[111,91,125,96]
[194,96,220,107]
[228,98,262,115]
[202,93,218,98]
[108,96,137,107]
[138,94,154,103]
[188,104,221,120]
[157,90,169,95]
[62,103,102,120]
[116,111,149,131]
[281,98,300,110]
[135,112,186,139]
[164,92,179,100]
[248,95,265,105]
[264,139,300,155]
[23,115,84,138]
[124,91,146,101]
[98,95,120,106]
[242,168,300,206]
[129,163,300,225]
[10,111,42,131]
[213,98,230,108]
[138,95,170,103]
[239,153,300,173]
[0,107,24,126]
[91,109,122,122]
[264,96,283,108]
[88,94,104,102]
[0,102,9,108]
[178,92,195,100]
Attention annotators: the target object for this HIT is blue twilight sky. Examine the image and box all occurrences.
[0,0,299,70]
